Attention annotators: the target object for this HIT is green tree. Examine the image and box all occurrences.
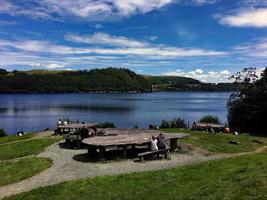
[0,68,8,76]
[199,115,220,124]
[0,129,6,137]
[227,67,267,134]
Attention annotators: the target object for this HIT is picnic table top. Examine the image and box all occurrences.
[82,131,189,147]
[57,123,98,129]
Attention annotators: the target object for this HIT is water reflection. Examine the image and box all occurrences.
[0,92,231,134]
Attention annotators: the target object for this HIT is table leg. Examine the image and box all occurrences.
[123,146,127,158]
[170,139,178,151]
[98,146,106,161]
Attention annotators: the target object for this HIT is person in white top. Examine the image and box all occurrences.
[150,135,158,151]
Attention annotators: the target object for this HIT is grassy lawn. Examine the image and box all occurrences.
[0,133,35,144]
[0,157,52,186]
[5,151,267,200]
[0,137,61,160]
[163,128,267,153]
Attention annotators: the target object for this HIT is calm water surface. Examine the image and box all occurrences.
[0,92,231,134]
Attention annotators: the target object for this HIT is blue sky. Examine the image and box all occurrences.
[0,0,267,82]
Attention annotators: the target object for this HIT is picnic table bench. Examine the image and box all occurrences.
[137,148,171,162]
[82,131,189,161]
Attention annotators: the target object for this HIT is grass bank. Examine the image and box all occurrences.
[0,137,61,160]
[0,133,34,145]
[5,151,267,200]
[0,157,52,186]
[163,128,267,153]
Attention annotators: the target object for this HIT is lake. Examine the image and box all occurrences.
[0,92,232,134]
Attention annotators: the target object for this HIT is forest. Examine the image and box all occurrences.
[0,68,240,93]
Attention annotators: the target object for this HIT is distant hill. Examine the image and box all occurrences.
[145,75,241,92]
[0,68,241,93]
[0,68,150,93]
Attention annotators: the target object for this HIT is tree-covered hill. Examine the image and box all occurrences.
[146,75,241,91]
[0,67,241,93]
[0,68,151,93]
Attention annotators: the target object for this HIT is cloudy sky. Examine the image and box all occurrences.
[0,0,267,82]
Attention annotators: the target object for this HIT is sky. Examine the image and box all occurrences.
[0,0,267,82]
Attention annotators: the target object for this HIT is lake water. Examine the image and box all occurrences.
[0,92,232,134]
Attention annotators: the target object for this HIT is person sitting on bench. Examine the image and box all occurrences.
[150,135,158,151]
[157,133,167,149]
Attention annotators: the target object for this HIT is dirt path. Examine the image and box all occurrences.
[0,141,266,199]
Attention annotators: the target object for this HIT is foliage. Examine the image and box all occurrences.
[0,129,7,137]
[147,75,242,91]
[0,138,61,160]
[163,128,267,153]
[170,118,187,128]
[97,122,116,128]
[6,152,267,200]
[160,120,170,128]
[0,157,52,186]
[228,67,267,134]
[199,115,220,124]
[0,68,151,93]
[0,68,8,76]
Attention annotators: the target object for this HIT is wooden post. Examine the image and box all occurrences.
[170,139,178,151]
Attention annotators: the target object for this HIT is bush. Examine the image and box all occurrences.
[170,118,187,128]
[0,68,8,76]
[97,122,116,128]
[160,120,170,128]
[0,129,7,137]
[199,115,220,124]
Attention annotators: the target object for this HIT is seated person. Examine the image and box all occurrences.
[157,133,167,149]
[150,135,158,151]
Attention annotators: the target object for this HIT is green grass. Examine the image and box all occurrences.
[0,133,34,144]
[5,151,267,200]
[0,138,61,160]
[0,157,52,186]
[163,128,267,153]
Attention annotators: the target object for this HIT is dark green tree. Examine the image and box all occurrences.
[0,68,8,76]
[227,67,267,134]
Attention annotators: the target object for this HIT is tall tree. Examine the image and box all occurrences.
[227,67,267,134]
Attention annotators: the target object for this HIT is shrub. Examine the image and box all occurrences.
[0,69,8,76]
[97,122,116,128]
[170,118,187,128]
[0,129,7,137]
[160,120,170,128]
[199,115,220,124]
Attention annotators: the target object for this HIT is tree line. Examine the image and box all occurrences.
[0,68,242,93]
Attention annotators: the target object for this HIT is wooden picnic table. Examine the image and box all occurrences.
[82,132,189,160]
[55,123,98,134]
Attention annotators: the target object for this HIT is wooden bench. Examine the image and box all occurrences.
[137,148,171,162]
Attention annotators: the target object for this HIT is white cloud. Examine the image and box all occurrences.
[219,8,267,28]
[195,68,204,74]
[233,37,267,57]
[65,32,148,48]
[0,33,226,58]
[220,69,231,75]
[0,0,220,21]
[0,0,174,21]
[64,32,227,57]
[95,24,103,29]
[149,36,158,41]
[164,68,232,83]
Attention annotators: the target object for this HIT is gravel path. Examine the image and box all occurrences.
[0,140,257,199]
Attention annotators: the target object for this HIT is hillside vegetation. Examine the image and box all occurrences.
[0,68,150,93]
[0,68,240,93]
